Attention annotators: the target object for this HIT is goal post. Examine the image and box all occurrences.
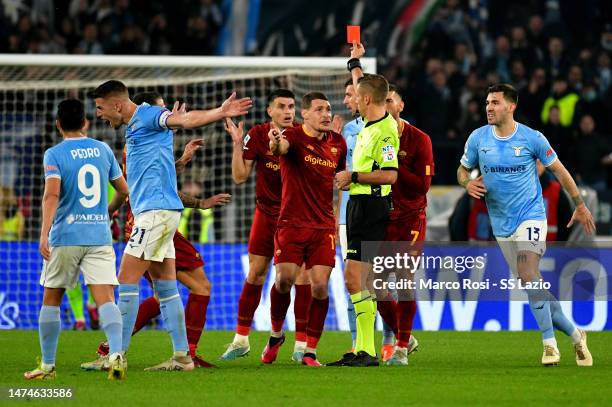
[0,54,376,331]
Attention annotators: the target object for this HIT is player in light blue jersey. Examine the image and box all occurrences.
[458,84,595,366]
[25,99,129,381]
[91,80,251,371]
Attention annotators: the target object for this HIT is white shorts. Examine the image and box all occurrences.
[339,224,348,261]
[496,219,547,274]
[40,246,118,289]
[124,209,181,262]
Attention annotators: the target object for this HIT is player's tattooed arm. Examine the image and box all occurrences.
[175,139,204,174]
[457,165,487,199]
[179,191,232,209]
[547,159,596,234]
[39,178,61,260]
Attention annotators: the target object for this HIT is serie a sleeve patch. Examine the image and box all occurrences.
[382,145,396,162]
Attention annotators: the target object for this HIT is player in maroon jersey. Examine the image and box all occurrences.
[261,92,347,366]
[382,84,434,365]
[81,91,231,370]
[222,89,313,362]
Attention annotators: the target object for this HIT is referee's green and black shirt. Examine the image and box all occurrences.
[350,112,400,196]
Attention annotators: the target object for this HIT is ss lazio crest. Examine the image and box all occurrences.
[512,146,524,156]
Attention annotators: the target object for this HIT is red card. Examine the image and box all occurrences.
[347,25,360,44]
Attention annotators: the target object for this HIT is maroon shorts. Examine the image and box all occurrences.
[174,231,204,271]
[248,207,278,258]
[274,226,336,269]
[386,211,426,255]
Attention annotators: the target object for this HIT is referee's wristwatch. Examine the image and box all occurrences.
[351,172,359,184]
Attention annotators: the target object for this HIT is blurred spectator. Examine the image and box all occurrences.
[77,23,103,54]
[571,115,611,192]
[545,36,569,78]
[526,14,546,59]
[483,35,511,82]
[458,98,483,137]
[574,81,609,133]
[510,59,528,91]
[541,76,579,127]
[567,64,583,93]
[596,51,611,96]
[541,105,571,161]
[517,67,547,127]
[0,199,25,241]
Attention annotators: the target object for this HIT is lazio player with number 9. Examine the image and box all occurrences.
[458,84,595,366]
[26,99,129,380]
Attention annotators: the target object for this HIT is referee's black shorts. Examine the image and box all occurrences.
[346,195,391,262]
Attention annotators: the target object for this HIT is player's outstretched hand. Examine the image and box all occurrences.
[335,170,352,190]
[466,175,487,199]
[268,128,283,145]
[221,92,253,118]
[39,234,50,261]
[224,118,244,145]
[201,193,232,209]
[350,41,365,59]
[179,138,204,164]
[567,203,596,235]
[332,114,344,134]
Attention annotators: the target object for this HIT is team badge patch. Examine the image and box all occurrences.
[331,147,337,155]
[382,145,396,162]
[512,146,524,156]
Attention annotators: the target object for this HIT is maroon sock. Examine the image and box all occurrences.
[236,282,263,336]
[185,293,210,355]
[132,297,160,335]
[306,297,329,350]
[293,284,312,342]
[376,293,399,338]
[270,285,291,333]
[397,300,417,348]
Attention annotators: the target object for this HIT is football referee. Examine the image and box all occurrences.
[331,42,399,367]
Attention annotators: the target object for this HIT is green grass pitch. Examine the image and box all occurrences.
[1,330,610,406]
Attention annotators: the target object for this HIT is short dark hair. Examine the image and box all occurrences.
[133,91,163,105]
[267,89,295,106]
[89,80,129,99]
[388,84,403,101]
[357,74,389,105]
[345,73,371,88]
[57,99,85,131]
[487,83,518,104]
[301,92,328,109]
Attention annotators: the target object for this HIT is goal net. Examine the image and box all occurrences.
[0,55,376,331]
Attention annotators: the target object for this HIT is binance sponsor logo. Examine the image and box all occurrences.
[305,155,336,168]
[265,161,280,171]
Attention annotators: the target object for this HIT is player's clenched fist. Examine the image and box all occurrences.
[465,175,487,199]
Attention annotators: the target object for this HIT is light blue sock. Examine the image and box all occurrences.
[382,319,395,346]
[99,301,123,355]
[526,289,554,340]
[39,305,61,365]
[347,300,357,347]
[154,280,188,353]
[118,284,139,352]
[548,296,576,336]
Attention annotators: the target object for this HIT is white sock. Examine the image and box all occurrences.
[543,337,558,348]
[271,330,283,338]
[174,350,188,358]
[294,341,307,351]
[305,347,317,355]
[41,362,54,371]
[233,333,249,345]
[570,329,582,344]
